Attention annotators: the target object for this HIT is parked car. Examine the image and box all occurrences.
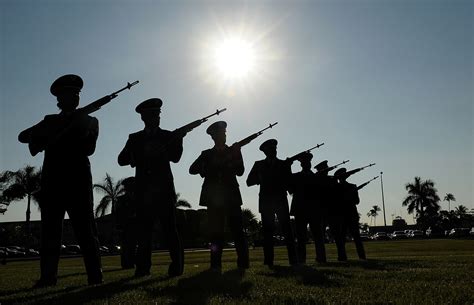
[448,228,471,238]
[372,232,389,240]
[425,227,444,238]
[390,231,407,239]
[360,232,370,241]
[470,227,474,236]
[99,246,110,254]
[408,230,424,238]
[63,244,81,255]
[5,247,26,257]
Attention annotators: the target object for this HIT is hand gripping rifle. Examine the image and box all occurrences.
[286,142,325,163]
[344,163,376,178]
[18,80,140,145]
[315,159,350,172]
[232,122,278,149]
[357,176,379,190]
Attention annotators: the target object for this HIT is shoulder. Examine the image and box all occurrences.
[201,148,214,156]
[129,130,144,139]
[157,128,173,137]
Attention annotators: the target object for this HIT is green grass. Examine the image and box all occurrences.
[1,239,473,305]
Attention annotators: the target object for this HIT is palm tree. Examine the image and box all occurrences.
[454,205,468,217]
[241,208,258,234]
[3,166,41,235]
[0,171,15,214]
[402,177,440,220]
[175,193,192,209]
[93,173,124,218]
[444,193,456,212]
[367,205,381,226]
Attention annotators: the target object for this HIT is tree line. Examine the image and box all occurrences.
[1,166,472,245]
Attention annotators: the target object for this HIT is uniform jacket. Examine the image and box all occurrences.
[246,157,291,213]
[189,145,244,208]
[115,193,137,229]
[289,170,318,216]
[27,112,98,205]
[118,127,182,201]
[314,173,338,216]
[337,181,360,218]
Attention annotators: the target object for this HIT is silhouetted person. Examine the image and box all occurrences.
[189,121,249,271]
[18,74,102,287]
[247,139,297,267]
[314,160,345,261]
[289,152,326,264]
[115,176,138,269]
[118,98,184,277]
[334,168,366,260]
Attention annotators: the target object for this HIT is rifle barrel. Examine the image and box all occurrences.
[111,80,139,96]
[202,108,227,121]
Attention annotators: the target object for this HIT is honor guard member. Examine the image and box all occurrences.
[18,74,102,287]
[315,160,345,261]
[334,168,366,260]
[115,177,138,269]
[289,152,327,264]
[118,98,184,277]
[189,121,249,271]
[247,139,297,267]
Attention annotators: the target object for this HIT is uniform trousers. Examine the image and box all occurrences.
[207,205,249,269]
[261,204,297,266]
[40,198,102,284]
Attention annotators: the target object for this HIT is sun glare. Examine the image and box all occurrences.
[214,38,256,78]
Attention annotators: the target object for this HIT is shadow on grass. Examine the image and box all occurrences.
[0,275,169,305]
[154,269,253,305]
[55,267,124,279]
[347,258,425,271]
[258,265,345,287]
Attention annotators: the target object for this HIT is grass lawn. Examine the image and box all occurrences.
[0,239,473,305]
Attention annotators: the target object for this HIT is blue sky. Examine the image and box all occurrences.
[1,0,472,225]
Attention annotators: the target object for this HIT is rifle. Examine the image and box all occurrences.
[79,80,139,115]
[315,159,350,172]
[153,108,227,155]
[232,122,278,149]
[286,143,324,163]
[173,108,226,136]
[345,163,376,178]
[18,80,140,144]
[357,176,379,190]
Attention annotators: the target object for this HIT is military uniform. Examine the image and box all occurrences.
[118,98,184,277]
[289,153,326,264]
[115,177,138,269]
[334,168,366,260]
[314,160,344,261]
[189,121,249,270]
[247,139,297,266]
[20,74,102,286]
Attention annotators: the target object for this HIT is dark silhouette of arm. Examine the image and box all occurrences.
[246,162,260,187]
[118,138,133,167]
[189,152,205,176]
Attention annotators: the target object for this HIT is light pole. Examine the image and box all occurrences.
[380,171,387,228]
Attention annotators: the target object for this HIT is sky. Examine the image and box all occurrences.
[1,0,472,226]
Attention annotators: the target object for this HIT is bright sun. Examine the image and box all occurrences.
[214,38,256,78]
